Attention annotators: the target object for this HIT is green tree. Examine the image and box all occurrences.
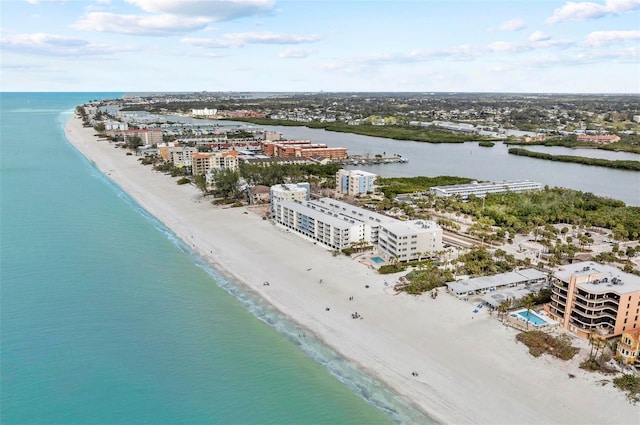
[210,168,241,199]
[126,135,142,151]
[193,174,208,195]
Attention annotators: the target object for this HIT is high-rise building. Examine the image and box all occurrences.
[547,262,640,339]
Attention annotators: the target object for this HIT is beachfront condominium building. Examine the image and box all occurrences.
[170,146,198,167]
[378,220,443,262]
[191,150,239,179]
[269,183,311,213]
[547,262,640,339]
[157,141,179,161]
[272,196,443,255]
[616,328,640,365]
[336,169,377,196]
[274,199,367,250]
[272,197,390,250]
[119,129,164,146]
[430,180,543,199]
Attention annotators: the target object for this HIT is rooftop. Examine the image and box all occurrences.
[555,261,640,294]
[447,268,547,295]
[380,219,441,235]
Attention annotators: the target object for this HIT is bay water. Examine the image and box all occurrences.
[121,111,639,205]
[1,93,427,424]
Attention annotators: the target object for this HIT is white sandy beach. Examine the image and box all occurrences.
[65,114,638,424]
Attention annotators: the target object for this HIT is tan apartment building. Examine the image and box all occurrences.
[547,262,640,339]
[262,141,348,160]
[120,129,164,146]
[576,134,621,144]
[170,146,198,167]
[157,141,179,161]
[192,150,239,177]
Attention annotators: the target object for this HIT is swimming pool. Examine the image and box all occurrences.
[514,309,550,327]
[371,256,385,264]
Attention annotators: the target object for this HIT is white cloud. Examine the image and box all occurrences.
[487,41,525,53]
[182,32,319,48]
[279,48,316,58]
[494,19,526,31]
[585,29,640,45]
[350,35,574,71]
[125,0,275,21]
[546,0,640,24]
[487,36,572,53]
[529,31,551,42]
[72,12,211,35]
[26,0,67,4]
[0,32,129,56]
[71,0,276,36]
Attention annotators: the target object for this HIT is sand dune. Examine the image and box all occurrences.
[65,114,638,424]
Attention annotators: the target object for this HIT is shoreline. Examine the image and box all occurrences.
[64,114,638,424]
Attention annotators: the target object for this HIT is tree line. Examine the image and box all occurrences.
[508,148,640,171]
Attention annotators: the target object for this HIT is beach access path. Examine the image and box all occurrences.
[65,115,638,425]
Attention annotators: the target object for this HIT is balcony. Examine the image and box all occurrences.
[552,280,568,290]
[572,305,618,319]
[572,298,620,312]
[569,319,614,336]
[550,294,566,307]
[574,290,620,304]
[552,286,568,298]
[570,312,616,326]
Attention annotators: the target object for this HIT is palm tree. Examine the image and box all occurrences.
[588,329,598,359]
[498,298,512,322]
[522,296,535,330]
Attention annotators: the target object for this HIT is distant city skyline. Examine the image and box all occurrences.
[1,0,639,93]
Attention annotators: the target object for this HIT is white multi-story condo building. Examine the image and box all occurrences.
[105,120,127,131]
[430,180,543,199]
[274,200,366,250]
[336,169,377,196]
[170,147,198,167]
[269,183,311,214]
[271,196,442,255]
[378,220,443,262]
[191,108,217,117]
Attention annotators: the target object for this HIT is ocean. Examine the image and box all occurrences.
[0,93,428,424]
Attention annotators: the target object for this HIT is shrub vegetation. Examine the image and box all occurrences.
[516,330,578,360]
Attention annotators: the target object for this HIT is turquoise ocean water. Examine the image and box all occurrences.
[1,93,431,424]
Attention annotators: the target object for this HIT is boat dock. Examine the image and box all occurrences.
[339,155,409,166]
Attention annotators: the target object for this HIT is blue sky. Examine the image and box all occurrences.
[1,0,639,93]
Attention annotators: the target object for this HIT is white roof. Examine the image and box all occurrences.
[555,261,640,294]
[280,200,357,229]
[313,198,395,227]
[447,268,546,294]
[380,220,440,235]
[481,288,532,307]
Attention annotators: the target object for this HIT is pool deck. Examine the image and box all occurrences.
[509,308,558,328]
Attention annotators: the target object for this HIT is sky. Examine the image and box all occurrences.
[1,0,639,93]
